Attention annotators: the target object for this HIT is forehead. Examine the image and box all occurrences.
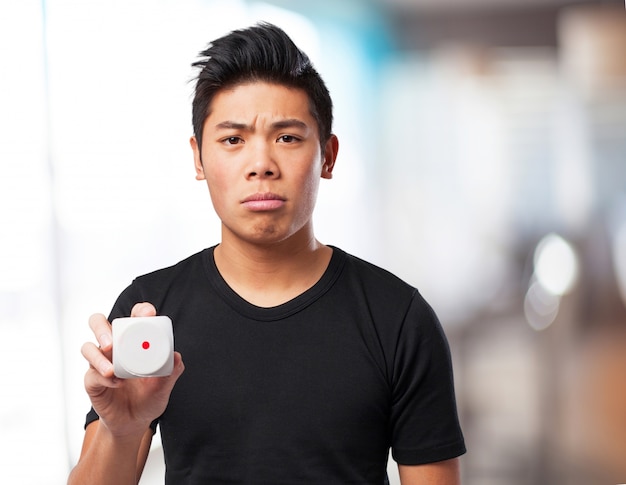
[206,82,316,127]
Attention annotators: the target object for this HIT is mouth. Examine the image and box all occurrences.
[241,192,286,211]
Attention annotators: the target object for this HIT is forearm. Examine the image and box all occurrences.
[398,458,461,485]
[67,422,151,485]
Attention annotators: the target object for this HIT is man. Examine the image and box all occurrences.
[68,23,465,484]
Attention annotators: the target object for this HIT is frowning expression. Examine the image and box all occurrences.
[191,82,338,246]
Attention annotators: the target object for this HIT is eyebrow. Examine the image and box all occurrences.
[271,119,309,131]
[214,119,309,131]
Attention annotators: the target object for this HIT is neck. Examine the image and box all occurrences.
[214,228,332,307]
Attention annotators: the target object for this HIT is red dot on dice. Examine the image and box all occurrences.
[142,341,150,350]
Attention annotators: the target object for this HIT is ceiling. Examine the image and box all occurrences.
[375,0,622,49]
[261,0,623,49]
[378,0,601,11]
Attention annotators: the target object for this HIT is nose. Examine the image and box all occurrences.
[246,143,279,180]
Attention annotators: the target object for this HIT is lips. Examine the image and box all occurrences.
[241,192,286,211]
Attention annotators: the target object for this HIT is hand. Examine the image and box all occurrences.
[81,302,185,438]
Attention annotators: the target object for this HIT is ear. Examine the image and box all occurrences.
[321,134,339,180]
[190,136,205,181]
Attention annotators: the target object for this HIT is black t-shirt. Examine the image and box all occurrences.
[86,246,465,484]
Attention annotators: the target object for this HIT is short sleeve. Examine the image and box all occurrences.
[390,291,466,465]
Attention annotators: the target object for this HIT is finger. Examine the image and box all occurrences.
[84,367,122,395]
[147,352,184,386]
[88,313,113,350]
[81,341,114,377]
[130,302,157,318]
[171,352,185,379]
[163,352,185,391]
[145,352,185,395]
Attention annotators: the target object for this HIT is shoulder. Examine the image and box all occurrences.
[133,247,212,287]
[109,248,213,318]
[330,247,440,332]
[333,246,418,300]
[333,247,444,334]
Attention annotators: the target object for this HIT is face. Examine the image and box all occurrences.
[191,82,338,247]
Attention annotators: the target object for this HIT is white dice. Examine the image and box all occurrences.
[112,316,174,378]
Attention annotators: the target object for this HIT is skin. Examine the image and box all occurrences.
[190,82,338,307]
[399,459,461,484]
[68,303,185,485]
[68,81,460,484]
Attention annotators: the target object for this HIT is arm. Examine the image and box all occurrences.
[67,303,185,485]
[68,421,153,485]
[398,458,461,485]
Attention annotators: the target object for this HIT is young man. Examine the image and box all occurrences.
[68,23,465,484]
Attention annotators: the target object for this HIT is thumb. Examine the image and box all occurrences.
[130,302,158,317]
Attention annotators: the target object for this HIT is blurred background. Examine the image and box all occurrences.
[1,0,626,483]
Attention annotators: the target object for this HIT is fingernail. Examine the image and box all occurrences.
[100,362,113,375]
[100,334,112,348]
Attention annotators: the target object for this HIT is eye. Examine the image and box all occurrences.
[277,135,299,144]
[222,136,243,145]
